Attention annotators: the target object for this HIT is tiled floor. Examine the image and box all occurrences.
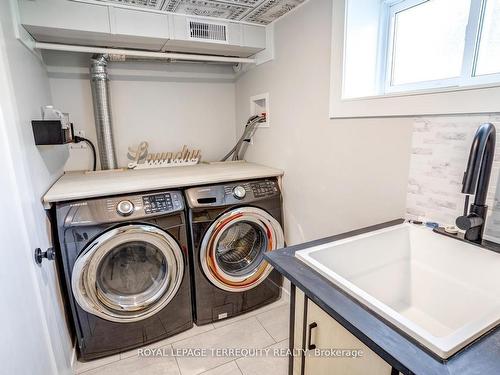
[74,297,290,375]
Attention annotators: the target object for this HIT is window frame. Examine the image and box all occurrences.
[380,0,500,94]
[466,0,500,83]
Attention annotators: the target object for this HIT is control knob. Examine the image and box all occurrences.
[232,186,246,200]
[116,200,134,216]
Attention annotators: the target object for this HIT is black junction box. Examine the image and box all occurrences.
[32,120,73,145]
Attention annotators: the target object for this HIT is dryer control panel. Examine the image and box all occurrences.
[250,180,279,198]
[185,179,280,208]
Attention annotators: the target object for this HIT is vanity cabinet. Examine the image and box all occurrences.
[292,288,399,375]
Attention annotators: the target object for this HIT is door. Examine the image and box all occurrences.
[72,224,184,322]
[293,289,395,375]
[200,207,284,292]
[0,73,58,374]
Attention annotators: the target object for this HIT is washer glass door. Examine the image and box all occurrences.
[72,224,184,323]
[200,207,284,292]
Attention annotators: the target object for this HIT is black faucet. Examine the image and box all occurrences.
[456,123,496,242]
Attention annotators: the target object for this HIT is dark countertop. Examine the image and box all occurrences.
[265,219,500,375]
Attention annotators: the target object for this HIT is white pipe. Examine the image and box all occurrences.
[34,42,256,64]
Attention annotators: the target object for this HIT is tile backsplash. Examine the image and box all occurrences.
[405,114,500,242]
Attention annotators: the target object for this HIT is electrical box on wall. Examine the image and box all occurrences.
[250,93,270,128]
[31,120,73,145]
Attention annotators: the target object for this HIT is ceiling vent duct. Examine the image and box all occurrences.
[188,20,228,43]
[90,54,118,170]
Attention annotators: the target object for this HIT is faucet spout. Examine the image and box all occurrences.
[456,123,496,242]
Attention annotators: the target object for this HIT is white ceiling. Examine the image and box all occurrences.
[88,0,305,25]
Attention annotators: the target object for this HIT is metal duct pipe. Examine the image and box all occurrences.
[90,54,117,170]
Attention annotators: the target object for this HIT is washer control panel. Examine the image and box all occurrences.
[101,191,185,223]
[142,192,183,214]
[62,190,185,226]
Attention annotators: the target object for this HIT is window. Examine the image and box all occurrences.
[384,0,500,93]
[331,0,500,117]
[389,0,470,86]
[475,0,500,76]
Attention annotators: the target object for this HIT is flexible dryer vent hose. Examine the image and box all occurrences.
[90,54,118,170]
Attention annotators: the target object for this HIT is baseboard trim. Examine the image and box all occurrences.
[70,344,77,370]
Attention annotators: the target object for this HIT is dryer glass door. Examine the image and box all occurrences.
[200,207,284,292]
[72,224,184,323]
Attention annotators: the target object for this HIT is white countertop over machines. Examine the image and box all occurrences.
[43,161,284,208]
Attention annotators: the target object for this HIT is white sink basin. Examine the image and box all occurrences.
[296,223,500,359]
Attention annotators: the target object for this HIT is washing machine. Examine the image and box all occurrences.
[55,190,193,360]
[185,178,285,325]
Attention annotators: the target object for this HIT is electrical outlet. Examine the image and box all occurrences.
[70,130,87,149]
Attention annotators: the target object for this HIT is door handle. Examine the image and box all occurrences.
[34,247,55,265]
[307,322,317,350]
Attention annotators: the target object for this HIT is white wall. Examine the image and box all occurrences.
[236,0,500,246]
[0,1,72,374]
[235,0,414,245]
[43,52,237,170]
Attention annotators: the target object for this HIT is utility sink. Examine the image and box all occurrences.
[295,223,500,359]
